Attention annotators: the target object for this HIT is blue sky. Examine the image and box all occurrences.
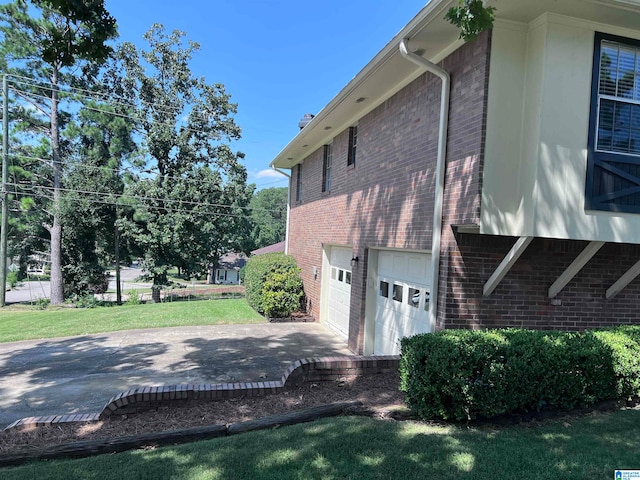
[103,0,428,189]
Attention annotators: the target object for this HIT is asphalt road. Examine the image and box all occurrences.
[0,323,352,428]
[4,267,150,304]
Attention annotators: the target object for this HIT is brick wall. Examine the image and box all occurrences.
[446,234,640,329]
[288,32,492,352]
[437,30,492,330]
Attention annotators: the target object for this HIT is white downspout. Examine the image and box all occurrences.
[271,166,291,254]
[399,38,450,333]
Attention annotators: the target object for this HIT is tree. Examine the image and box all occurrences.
[0,0,117,304]
[445,0,495,42]
[60,101,137,298]
[110,24,252,300]
[249,187,287,250]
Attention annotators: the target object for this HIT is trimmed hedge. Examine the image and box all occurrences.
[244,253,303,318]
[399,326,640,421]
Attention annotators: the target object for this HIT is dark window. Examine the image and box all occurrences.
[296,164,302,202]
[322,144,332,192]
[392,284,403,302]
[345,271,351,285]
[347,126,358,166]
[379,281,389,298]
[408,288,420,308]
[586,33,640,213]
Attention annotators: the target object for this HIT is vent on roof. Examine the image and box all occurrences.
[298,113,315,130]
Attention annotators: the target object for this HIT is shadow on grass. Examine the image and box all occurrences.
[0,324,350,427]
[4,410,640,479]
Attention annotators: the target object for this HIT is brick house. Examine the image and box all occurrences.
[269,0,640,355]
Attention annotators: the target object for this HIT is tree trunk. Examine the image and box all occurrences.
[151,285,161,303]
[49,66,64,305]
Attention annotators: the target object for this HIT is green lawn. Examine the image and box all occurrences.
[3,409,639,479]
[0,299,265,343]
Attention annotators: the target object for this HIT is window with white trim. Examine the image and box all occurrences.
[322,144,332,192]
[347,126,357,166]
[295,163,302,202]
[586,33,640,213]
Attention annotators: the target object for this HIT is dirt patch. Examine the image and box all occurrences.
[0,371,405,457]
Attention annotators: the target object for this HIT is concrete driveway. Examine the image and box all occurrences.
[0,323,352,428]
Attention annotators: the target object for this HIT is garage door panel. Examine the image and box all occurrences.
[327,247,352,340]
[374,251,431,355]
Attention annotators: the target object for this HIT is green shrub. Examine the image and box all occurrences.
[125,289,142,305]
[73,294,101,309]
[244,253,303,317]
[400,326,640,421]
[6,271,18,289]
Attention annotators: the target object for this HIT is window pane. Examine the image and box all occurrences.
[612,102,632,153]
[636,54,640,100]
[393,284,403,302]
[600,43,618,96]
[408,288,419,308]
[338,270,344,282]
[631,105,640,155]
[617,46,636,99]
[345,271,351,285]
[597,98,615,151]
[379,281,389,298]
[331,267,336,280]
[424,290,430,312]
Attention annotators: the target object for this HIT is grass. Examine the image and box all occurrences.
[3,409,639,479]
[0,299,265,343]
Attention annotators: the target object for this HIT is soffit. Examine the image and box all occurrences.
[270,0,640,170]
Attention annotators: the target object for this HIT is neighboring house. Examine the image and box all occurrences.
[269,0,640,355]
[208,252,246,285]
[251,241,286,256]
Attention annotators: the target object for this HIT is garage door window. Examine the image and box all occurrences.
[424,290,430,311]
[393,284,403,302]
[345,271,351,285]
[379,281,389,298]
[408,288,419,308]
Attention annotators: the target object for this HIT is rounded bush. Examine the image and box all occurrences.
[244,253,303,318]
[400,326,640,421]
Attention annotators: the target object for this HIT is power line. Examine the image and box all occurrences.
[9,152,288,189]
[6,75,237,130]
[10,184,257,220]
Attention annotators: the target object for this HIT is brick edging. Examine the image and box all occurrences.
[4,355,400,432]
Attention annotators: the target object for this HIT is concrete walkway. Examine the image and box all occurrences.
[0,323,352,428]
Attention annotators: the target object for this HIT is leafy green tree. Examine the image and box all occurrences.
[445,0,495,42]
[249,187,287,250]
[110,24,252,300]
[0,0,117,304]
[60,102,137,297]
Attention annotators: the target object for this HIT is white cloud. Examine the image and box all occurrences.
[255,168,288,179]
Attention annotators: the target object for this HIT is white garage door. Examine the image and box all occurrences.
[327,247,352,339]
[374,251,431,355]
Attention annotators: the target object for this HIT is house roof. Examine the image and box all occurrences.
[270,0,640,170]
[251,241,286,255]
[216,252,247,271]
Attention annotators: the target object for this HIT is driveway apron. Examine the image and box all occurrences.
[0,323,352,427]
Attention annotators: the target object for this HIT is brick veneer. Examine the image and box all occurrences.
[288,32,492,352]
[445,234,640,329]
[4,355,399,432]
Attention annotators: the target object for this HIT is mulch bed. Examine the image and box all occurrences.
[0,371,406,457]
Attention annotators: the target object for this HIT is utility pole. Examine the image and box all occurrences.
[0,75,9,307]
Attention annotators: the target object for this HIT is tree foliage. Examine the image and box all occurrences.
[249,187,287,250]
[60,102,136,297]
[108,24,253,297]
[445,0,495,42]
[0,0,117,303]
